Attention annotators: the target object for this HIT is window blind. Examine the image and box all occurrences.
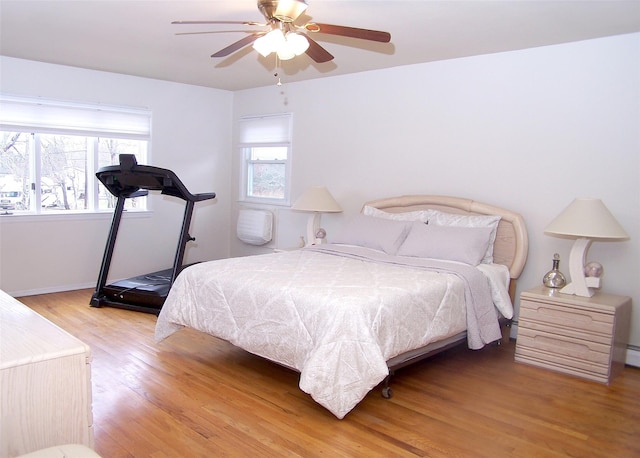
[0,94,151,140]
[238,113,291,145]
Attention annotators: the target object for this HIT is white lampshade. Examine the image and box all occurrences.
[292,186,342,213]
[544,198,629,297]
[292,186,342,246]
[544,198,629,241]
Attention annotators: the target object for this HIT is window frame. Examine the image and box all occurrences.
[238,113,293,206]
[0,95,151,217]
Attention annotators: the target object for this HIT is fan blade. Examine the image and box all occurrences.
[173,20,266,26]
[304,35,334,63]
[211,33,265,58]
[304,23,391,43]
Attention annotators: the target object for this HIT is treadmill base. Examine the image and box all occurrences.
[90,269,172,315]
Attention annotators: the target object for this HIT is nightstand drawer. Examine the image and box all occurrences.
[519,319,613,346]
[519,298,613,336]
[517,327,611,364]
[514,348,609,383]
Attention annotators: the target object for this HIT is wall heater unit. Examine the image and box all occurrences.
[237,209,273,245]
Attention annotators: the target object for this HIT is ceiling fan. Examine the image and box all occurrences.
[173,0,391,63]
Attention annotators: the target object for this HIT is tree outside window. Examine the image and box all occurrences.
[0,131,147,214]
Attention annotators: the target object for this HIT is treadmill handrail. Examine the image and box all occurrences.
[96,154,216,203]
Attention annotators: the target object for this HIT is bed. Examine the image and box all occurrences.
[155,195,528,419]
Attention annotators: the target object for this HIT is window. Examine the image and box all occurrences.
[0,95,150,215]
[239,113,292,205]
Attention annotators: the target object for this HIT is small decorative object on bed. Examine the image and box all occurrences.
[155,195,528,419]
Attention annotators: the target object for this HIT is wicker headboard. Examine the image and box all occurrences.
[363,195,529,296]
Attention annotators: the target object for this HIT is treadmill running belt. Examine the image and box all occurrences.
[102,269,173,309]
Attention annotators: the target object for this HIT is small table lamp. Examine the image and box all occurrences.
[292,186,342,246]
[544,198,629,297]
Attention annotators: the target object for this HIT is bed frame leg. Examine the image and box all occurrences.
[498,319,513,346]
[493,320,512,346]
[381,372,394,399]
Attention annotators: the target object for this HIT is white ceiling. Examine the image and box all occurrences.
[1,1,639,92]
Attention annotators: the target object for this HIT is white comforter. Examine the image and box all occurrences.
[155,245,511,419]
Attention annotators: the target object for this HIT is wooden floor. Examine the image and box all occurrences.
[18,289,640,458]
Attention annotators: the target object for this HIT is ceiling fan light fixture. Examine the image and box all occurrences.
[253,28,286,57]
[274,0,308,23]
[286,32,309,55]
[276,47,296,60]
[252,36,273,57]
[275,32,308,60]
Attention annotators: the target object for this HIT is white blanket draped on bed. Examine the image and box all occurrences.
[155,245,508,419]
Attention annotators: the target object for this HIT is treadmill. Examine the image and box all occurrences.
[90,154,216,315]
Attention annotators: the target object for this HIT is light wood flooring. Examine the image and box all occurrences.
[17,289,640,457]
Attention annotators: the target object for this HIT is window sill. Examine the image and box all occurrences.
[239,197,291,207]
[0,210,152,224]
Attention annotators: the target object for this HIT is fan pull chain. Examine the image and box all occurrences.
[274,55,282,86]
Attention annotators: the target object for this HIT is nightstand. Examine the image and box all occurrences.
[515,285,631,384]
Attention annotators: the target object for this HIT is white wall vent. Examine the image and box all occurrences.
[237,209,273,245]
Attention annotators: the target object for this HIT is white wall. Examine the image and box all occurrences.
[0,57,233,295]
[1,34,638,352]
[231,34,640,348]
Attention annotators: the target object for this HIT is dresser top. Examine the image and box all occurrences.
[0,290,90,370]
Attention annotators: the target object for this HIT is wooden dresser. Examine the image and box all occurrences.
[0,290,94,457]
[515,285,631,384]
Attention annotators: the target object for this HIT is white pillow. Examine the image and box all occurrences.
[363,205,433,223]
[397,222,493,266]
[333,214,412,255]
[428,210,501,264]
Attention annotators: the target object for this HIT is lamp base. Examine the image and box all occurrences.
[305,212,320,247]
[562,238,602,297]
[560,276,601,297]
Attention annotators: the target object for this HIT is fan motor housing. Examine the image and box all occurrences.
[258,0,307,23]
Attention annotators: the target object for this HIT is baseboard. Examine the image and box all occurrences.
[625,346,640,368]
[9,282,96,298]
[510,322,640,369]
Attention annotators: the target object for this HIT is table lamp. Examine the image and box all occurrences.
[292,186,342,246]
[544,198,629,297]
